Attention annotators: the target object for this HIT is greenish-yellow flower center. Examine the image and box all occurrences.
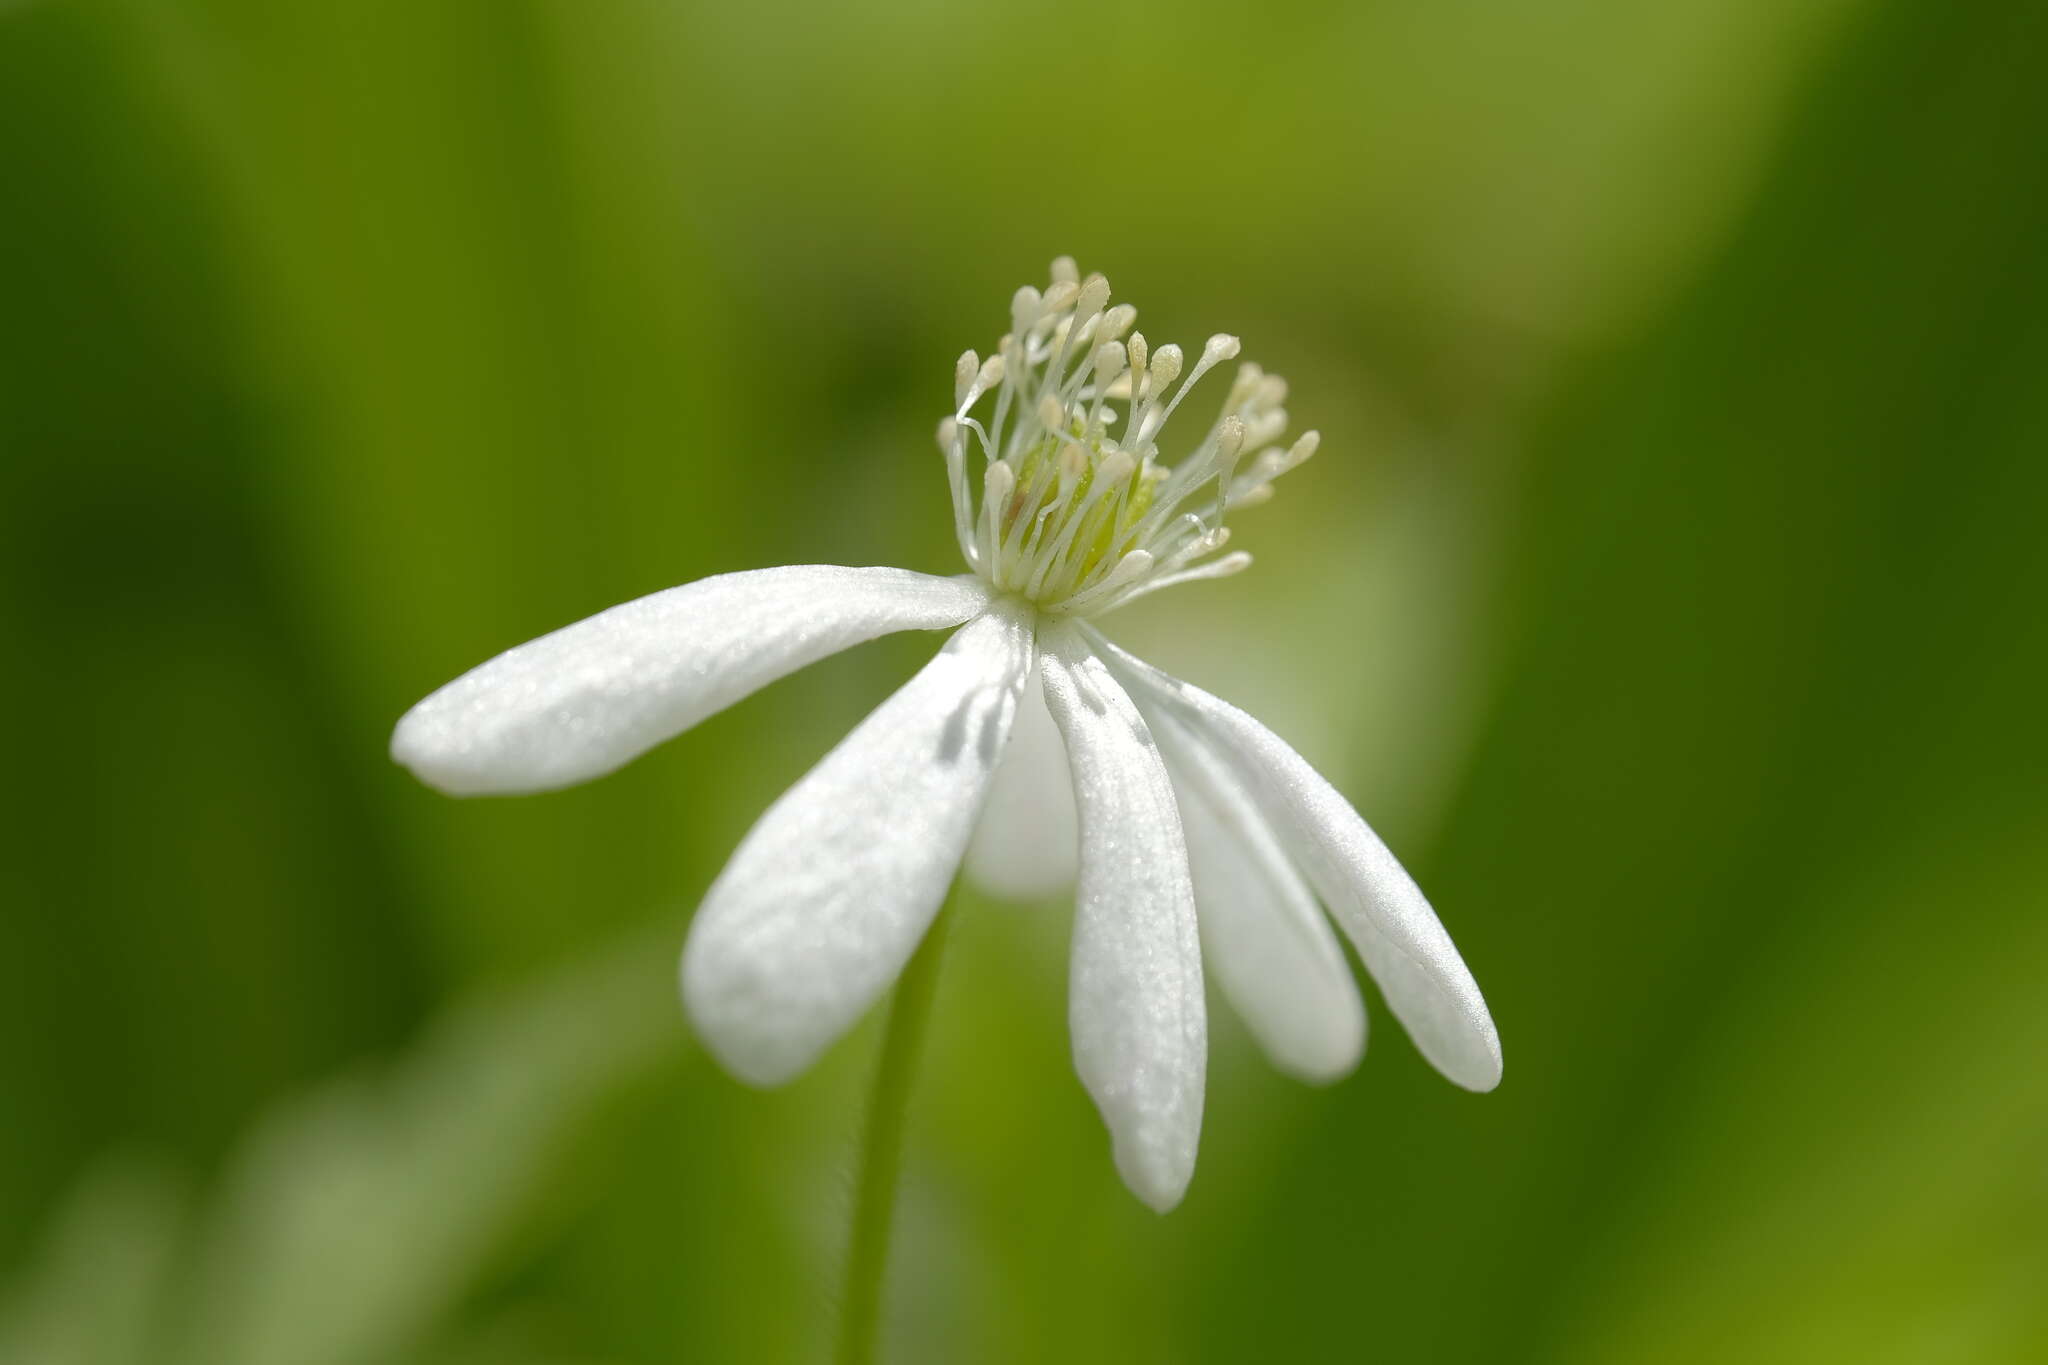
[937,258,1319,618]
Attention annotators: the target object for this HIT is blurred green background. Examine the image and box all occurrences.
[4,0,2046,1361]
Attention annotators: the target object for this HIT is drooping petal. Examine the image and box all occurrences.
[1092,629,1501,1093]
[963,671,1080,900]
[1152,706,1366,1084]
[681,598,1033,1086]
[392,566,991,796]
[1037,622,1206,1213]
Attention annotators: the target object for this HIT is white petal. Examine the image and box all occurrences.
[680,598,1034,1085]
[1093,630,1501,1092]
[391,566,990,795]
[962,671,1080,900]
[1037,623,1205,1212]
[1152,706,1366,1083]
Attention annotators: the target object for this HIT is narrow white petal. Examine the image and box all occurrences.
[681,598,1033,1085]
[962,671,1080,900]
[391,566,990,796]
[1153,707,1365,1083]
[1093,630,1501,1092]
[1038,623,1205,1212]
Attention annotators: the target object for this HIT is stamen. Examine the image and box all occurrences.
[1095,551,1253,615]
[979,459,1014,574]
[1011,287,1042,335]
[937,417,977,566]
[1127,343,1181,449]
[1087,341,1127,428]
[1140,334,1237,446]
[1058,548,1156,614]
[955,354,1005,420]
[1037,393,1066,437]
[1040,273,1107,404]
[954,351,979,408]
[945,261,1309,614]
[1074,274,1111,324]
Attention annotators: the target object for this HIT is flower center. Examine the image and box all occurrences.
[937,258,1319,617]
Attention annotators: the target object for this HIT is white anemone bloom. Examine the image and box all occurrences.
[392,259,1500,1212]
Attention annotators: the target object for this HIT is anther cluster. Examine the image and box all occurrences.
[939,258,1318,616]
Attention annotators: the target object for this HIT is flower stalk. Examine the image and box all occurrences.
[837,889,955,1365]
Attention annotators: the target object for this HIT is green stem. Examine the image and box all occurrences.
[836,894,955,1365]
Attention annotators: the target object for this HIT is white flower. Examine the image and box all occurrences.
[391,259,1500,1212]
